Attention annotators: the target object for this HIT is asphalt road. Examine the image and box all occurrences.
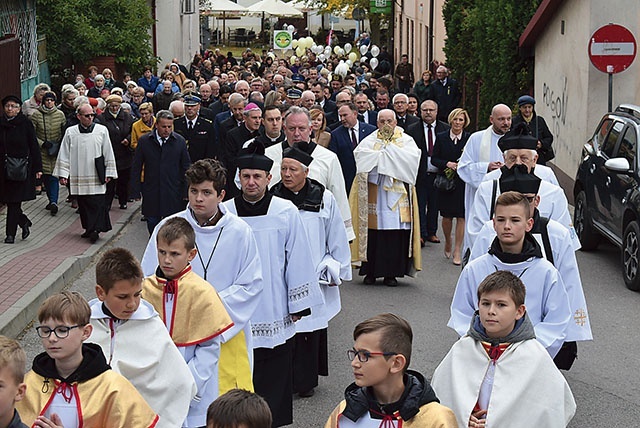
[16,212,640,427]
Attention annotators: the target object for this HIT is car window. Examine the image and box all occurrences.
[600,120,624,158]
[593,118,613,149]
[617,126,637,169]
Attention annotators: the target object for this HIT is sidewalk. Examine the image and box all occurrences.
[0,188,141,338]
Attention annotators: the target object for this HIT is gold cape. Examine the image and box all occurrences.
[324,400,458,428]
[142,266,234,346]
[349,172,422,275]
[17,370,159,428]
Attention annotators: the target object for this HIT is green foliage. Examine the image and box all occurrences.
[36,0,157,75]
[443,0,540,128]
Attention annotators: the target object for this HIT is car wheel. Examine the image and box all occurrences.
[623,221,640,291]
[574,190,600,250]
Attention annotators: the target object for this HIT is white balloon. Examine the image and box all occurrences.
[371,45,380,57]
[344,43,352,53]
[338,48,345,56]
[370,57,379,70]
[359,45,368,55]
[325,46,332,55]
[346,59,353,66]
[287,24,295,32]
[318,53,326,62]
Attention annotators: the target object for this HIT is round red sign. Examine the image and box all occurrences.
[588,24,637,74]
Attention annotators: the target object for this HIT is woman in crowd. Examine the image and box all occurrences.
[0,95,43,244]
[407,93,420,116]
[87,74,107,98]
[21,83,50,119]
[154,71,179,94]
[413,69,433,104]
[512,95,554,165]
[169,63,187,91]
[431,108,470,266]
[309,107,331,148]
[29,91,66,216]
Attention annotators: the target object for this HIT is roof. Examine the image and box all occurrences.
[519,0,566,49]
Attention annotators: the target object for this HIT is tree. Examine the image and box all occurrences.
[36,0,156,75]
[443,0,540,128]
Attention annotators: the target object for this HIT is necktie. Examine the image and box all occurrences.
[188,120,193,131]
[427,124,434,156]
[161,137,166,146]
[350,128,357,149]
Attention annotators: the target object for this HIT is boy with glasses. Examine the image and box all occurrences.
[17,291,158,427]
[325,313,457,427]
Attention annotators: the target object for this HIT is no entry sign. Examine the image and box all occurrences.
[589,24,637,74]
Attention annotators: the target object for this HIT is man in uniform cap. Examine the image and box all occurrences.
[271,144,351,398]
[223,142,323,427]
[285,88,303,107]
[174,94,219,164]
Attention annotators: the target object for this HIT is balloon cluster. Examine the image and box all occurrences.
[358,44,381,70]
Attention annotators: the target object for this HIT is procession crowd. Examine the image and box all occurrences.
[0,39,591,428]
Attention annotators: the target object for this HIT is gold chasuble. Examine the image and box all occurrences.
[143,266,233,346]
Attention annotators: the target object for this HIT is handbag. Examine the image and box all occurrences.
[5,155,29,181]
[41,111,61,156]
[95,155,106,184]
[434,173,456,192]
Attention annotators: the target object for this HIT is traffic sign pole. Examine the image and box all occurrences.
[588,24,637,111]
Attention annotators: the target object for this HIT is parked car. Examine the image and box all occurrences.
[574,104,640,291]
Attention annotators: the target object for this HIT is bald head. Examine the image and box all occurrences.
[490,104,512,135]
[377,109,397,129]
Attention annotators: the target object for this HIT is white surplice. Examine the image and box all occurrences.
[224,195,324,349]
[266,142,355,240]
[295,189,352,333]
[469,218,593,342]
[448,254,571,357]
[88,298,196,428]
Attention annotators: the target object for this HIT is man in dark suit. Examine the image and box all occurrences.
[224,103,262,199]
[312,81,337,126]
[173,94,220,164]
[208,85,232,119]
[328,103,376,193]
[355,93,377,127]
[327,90,354,131]
[406,99,450,246]
[431,65,462,123]
[215,93,246,153]
[393,93,420,130]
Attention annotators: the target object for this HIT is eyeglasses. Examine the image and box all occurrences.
[347,349,397,363]
[82,113,95,118]
[421,108,436,112]
[4,104,20,109]
[36,325,82,338]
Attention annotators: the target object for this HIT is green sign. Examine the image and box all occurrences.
[274,30,293,50]
[370,0,391,14]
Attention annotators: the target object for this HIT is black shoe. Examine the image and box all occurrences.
[89,231,99,243]
[298,388,315,398]
[383,277,398,287]
[50,204,58,216]
[81,230,91,238]
[363,275,376,285]
[4,236,14,244]
[141,216,147,222]
[45,203,53,211]
[119,204,127,209]
[21,220,32,240]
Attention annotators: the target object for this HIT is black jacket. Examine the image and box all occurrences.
[0,112,43,203]
[512,113,554,165]
[340,370,441,423]
[131,131,191,217]
[174,115,220,163]
[430,78,462,122]
[98,109,134,169]
[406,119,450,182]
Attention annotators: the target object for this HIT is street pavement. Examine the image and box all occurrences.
[4,190,640,427]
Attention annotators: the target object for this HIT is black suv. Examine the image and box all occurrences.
[574,104,640,291]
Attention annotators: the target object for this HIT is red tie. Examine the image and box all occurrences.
[350,128,357,149]
[427,124,434,155]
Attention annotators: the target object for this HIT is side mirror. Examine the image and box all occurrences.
[604,157,631,173]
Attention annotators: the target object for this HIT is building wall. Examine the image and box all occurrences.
[393,0,447,83]
[155,0,200,69]
[533,0,639,178]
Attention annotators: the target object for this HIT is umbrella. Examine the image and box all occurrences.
[246,0,303,17]
[246,0,303,39]
[201,0,248,45]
